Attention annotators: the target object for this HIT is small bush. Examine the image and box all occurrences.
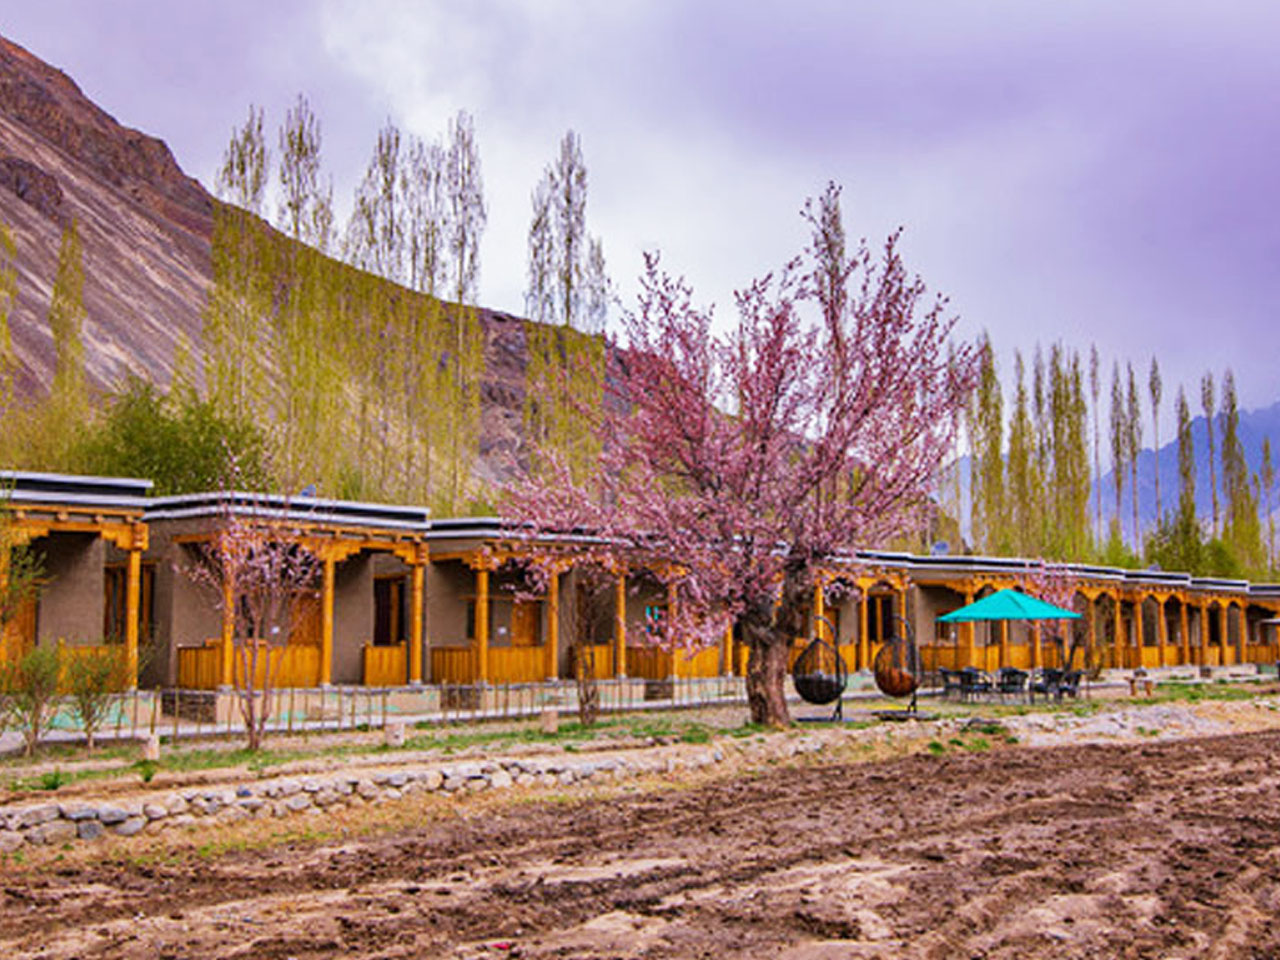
[39,769,68,791]
[65,645,131,751]
[0,645,63,757]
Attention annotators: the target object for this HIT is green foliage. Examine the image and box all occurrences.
[64,644,131,752]
[78,377,270,495]
[0,645,62,757]
[0,221,16,409]
[134,759,158,783]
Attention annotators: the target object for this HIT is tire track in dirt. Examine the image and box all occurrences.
[4,730,1280,958]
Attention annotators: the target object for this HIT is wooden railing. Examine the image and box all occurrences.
[177,640,321,689]
[626,646,723,679]
[55,642,131,693]
[432,644,603,684]
[363,643,407,686]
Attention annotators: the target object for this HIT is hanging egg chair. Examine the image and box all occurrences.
[872,613,921,714]
[791,615,848,720]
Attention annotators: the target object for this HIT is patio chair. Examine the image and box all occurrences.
[959,667,993,703]
[1029,667,1064,703]
[1059,669,1083,699]
[996,667,1028,702]
[938,667,964,701]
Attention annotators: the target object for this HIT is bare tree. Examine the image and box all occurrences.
[1149,356,1163,520]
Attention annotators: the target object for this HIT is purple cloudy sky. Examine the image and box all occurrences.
[4,1,1279,431]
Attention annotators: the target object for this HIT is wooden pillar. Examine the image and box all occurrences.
[614,572,627,678]
[1111,599,1121,670]
[1178,599,1189,665]
[999,620,1010,670]
[1201,601,1211,665]
[125,543,141,690]
[960,590,976,669]
[1219,603,1230,665]
[721,623,733,676]
[1156,596,1169,668]
[546,570,560,681]
[220,570,235,688]
[320,554,336,686]
[858,590,870,670]
[408,550,424,684]
[1134,596,1145,668]
[475,567,490,684]
[813,583,826,642]
[1085,596,1096,668]
[1031,622,1042,669]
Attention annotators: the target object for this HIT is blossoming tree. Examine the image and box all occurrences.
[507,185,978,726]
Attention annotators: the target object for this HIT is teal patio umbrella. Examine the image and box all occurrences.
[937,588,1081,623]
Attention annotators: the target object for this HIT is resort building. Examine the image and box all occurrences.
[3,471,1279,693]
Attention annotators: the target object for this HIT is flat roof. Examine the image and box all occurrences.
[145,491,431,534]
[1,469,152,511]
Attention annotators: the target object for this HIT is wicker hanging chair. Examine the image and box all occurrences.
[791,616,848,719]
[872,613,921,712]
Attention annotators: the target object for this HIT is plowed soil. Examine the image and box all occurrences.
[5,729,1280,959]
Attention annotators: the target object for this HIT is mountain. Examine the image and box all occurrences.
[0,34,528,487]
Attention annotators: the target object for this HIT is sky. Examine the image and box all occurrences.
[3,1,1279,434]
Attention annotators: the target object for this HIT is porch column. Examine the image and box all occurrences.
[124,527,143,690]
[320,553,336,686]
[999,621,1010,670]
[1156,595,1169,667]
[614,572,627,679]
[1031,622,1042,669]
[1085,595,1096,668]
[1113,593,1123,669]
[813,582,826,642]
[475,567,490,684]
[1134,596,1145,667]
[1201,600,1211,665]
[546,571,560,681]
[1220,603,1230,665]
[221,572,235,687]
[961,589,976,668]
[408,548,425,684]
[1180,599,1190,665]
[721,623,734,677]
[858,587,870,670]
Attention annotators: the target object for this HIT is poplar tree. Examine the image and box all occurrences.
[441,110,488,513]
[1089,344,1102,538]
[1148,356,1162,520]
[1126,362,1142,547]
[1262,436,1275,575]
[1176,387,1196,524]
[1201,372,1218,536]
[276,93,333,252]
[1220,371,1263,573]
[969,335,1004,553]
[208,105,271,424]
[524,130,610,480]
[1109,363,1126,541]
[1007,352,1035,556]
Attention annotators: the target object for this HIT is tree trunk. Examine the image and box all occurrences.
[744,626,791,727]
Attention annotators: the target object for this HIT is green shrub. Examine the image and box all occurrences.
[0,645,63,757]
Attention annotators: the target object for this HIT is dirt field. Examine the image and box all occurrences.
[4,718,1280,960]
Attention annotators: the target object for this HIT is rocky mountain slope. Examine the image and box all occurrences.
[0,34,527,487]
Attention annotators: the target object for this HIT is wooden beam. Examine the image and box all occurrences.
[546,570,560,681]
[320,555,335,685]
[476,567,490,685]
[408,550,424,684]
[614,572,627,679]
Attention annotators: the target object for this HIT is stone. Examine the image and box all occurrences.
[219,806,248,823]
[113,818,146,837]
[313,789,340,808]
[165,796,189,816]
[335,780,354,796]
[384,721,406,747]
[356,780,379,800]
[557,770,576,786]
[385,787,403,800]
[422,769,443,791]
[516,773,537,788]
[97,807,129,826]
[63,806,100,821]
[285,794,312,812]
[27,820,77,845]
[142,733,161,762]
[15,804,59,829]
[489,769,513,790]
[540,707,559,735]
[301,779,322,793]
[278,779,302,797]
[143,804,168,821]
[238,798,265,812]
[77,820,104,841]
[388,772,408,788]
[465,779,487,792]
[0,831,26,853]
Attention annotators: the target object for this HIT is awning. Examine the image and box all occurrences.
[937,588,1081,623]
